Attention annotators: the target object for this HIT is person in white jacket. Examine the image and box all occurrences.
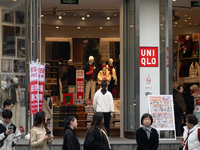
[181,114,200,150]
[93,81,114,136]
[0,109,21,150]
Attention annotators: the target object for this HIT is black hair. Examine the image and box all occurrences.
[64,116,76,131]
[101,81,107,95]
[88,112,105,136]
[186,114,198,125]
[184,87,191,95]
[141,113,153,125]
[33,111,46,128]
[2,109,12,119]
[177,86,182,91]
[3,99,14,108]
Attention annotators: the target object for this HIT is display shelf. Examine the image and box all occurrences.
[45,83,57,85]
[179,57,199,61]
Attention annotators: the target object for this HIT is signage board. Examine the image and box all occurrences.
[140,47,158,67]
[76,70,84,100]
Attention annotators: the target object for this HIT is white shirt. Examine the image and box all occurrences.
[93,88,114,113]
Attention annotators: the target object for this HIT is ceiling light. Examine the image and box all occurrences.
[56,26,59,29]
[175,41,178,43]
[41,15,44,18]
[172,0,176,1]
[195,23,198,25]
[63,13,66,15]
[107,17,110,20]
[174,22,177,24]
[87,15,90,17]
[189,23,192,25]
[13,0,16,1]
[161,27,164,30]
[174,25,177,27]
[100,27,103,30]
[129,25,134,28]
[114,14,117,17]
[77,27,80,29]
[82,17,85,20]
[160,24,163,26]
[185,15,187,17]
[74,14,77,16]
[58,16,62,19]
[184,20,187,22]
[188,17,191,19]
[179,25,182,27]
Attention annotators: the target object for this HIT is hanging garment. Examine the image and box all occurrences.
[189,62,200,77]
[179,61,189,77]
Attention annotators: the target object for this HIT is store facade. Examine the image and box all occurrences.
[0,0,173,138]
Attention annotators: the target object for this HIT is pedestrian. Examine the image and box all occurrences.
[30,111,52,150]
[136,113,159,150]
[3,99,14,111]
[62,116,80,150]
[174,86,186,138]
[180,114,200,150]
[93,81,114,136]
[0,109,21,150]
[183,87,194,115]
[84,112,111,150]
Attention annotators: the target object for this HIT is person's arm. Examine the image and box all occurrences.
[63,131,79,150]
[84,130,109,150]
[151,129,159,150]
[136,129,151,150]
[12,127,21,146]
[93,92,98,111]
[30,129,47,148]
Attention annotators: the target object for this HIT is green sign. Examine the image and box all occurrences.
[191,1,200,7]
[61,0,79,4]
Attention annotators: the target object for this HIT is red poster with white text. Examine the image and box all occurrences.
[76,70,84,100]
[140,47,158,67]
[38,65,45,111]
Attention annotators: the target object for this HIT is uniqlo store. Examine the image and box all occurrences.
[1,0,200,139]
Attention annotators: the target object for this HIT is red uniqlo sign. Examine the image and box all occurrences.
[140,47,158,67]
[76,70,84,100]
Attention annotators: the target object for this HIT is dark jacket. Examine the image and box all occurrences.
[62,127,80,150]
[136,127,159,150]
[174,92,186,113]
[184,94,194,114]
[84,127,110,150]
[84,62,98,81]
[67,65,76,85]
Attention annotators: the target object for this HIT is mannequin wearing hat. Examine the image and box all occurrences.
[106,58,117,93]
[67,59,76,85]
[0,81,8,108]
[84,56,98,100]
[97,64,111,85]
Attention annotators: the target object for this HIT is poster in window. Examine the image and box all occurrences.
[2,9,14,23]
[15,11,25,24]
[1,59,12,72]
[3,26,15,56]
[14,60,25,73]
[16,37,25,57]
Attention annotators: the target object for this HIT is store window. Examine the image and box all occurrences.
[0,0,27,135]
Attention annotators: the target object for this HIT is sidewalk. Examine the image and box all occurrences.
[16,137,182,150]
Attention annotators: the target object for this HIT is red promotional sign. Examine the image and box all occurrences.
[76,70,84,100]
[30,63,45,114]
[140,47,158,67]
[166,47,169,67]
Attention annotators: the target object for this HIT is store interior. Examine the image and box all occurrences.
[40,0,200,136]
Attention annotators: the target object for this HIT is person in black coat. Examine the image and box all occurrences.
[62,116,80,150]
[136,113,159,150]
[183,87,194,115]
[84,112,111,150]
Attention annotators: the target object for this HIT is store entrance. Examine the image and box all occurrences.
[41,0,121,137]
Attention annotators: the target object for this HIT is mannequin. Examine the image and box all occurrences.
[106,58,117,93]
[10,77,21,127]
[97,64,111,85]
[84,56,98,100]
[67,59,76,85]
[181,35,193,57]
[0,81,8,108]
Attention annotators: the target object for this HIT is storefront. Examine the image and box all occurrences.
[0,0,175,138]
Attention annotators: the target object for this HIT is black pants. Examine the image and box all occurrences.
[175,109,182,136]
[108,77,114,93]
[102,112,111,137]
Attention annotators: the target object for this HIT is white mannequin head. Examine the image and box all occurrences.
[108,58,113,66]
[13,77,18,84]
[89,56,94,64]
[1,81,7,90]
[68,59,73,65]
[186,35,190,41]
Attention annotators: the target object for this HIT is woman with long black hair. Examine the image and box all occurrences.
[62,116,80,150]
[93,81,114,136]
[30,111,52,150]
[84,112,111,150]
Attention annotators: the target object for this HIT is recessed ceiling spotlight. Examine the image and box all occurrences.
[58,16,62,19]
[160,24,163,26]
[107,17,110,20]
[56,26,59,29]
[195,23,198,25]
[185,15,187,17]
[100,27,103,30]
[184,20,187,22]
[174,22,177,24]
[161,27,164,30]
[63,13,66,15]
[174,25,177,27]
[41,14,44,18]
[175,41,178,43]
[87,15,90,17]
[172,0,176,1]
[82,17,85,20]
[13,0,16,1]
[179,25,182,27]
[129,25,134,28]
[114,14,117,17]
[77,27,80,29]
[189,23,192,25]
[188,17,191,19]
[74,14,77,16]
